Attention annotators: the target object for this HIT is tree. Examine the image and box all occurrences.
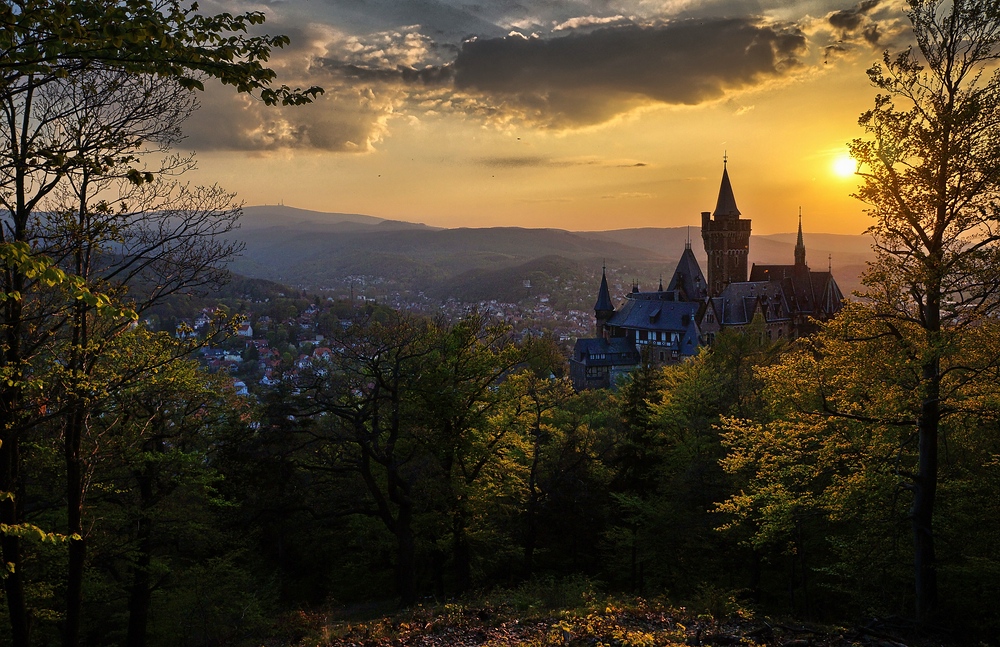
[303,312,433,605]
[849,0,1000,621]
[409,313,528,593]
[36,67,243,647]
[0,3,318,644]
[81,330,255,647]
[0,0,320,106]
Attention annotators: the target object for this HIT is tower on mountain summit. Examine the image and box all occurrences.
[701,157,751,296]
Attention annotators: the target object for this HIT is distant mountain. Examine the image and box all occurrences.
[239,205,433,231]
[578,227,875,297]
[230,213,666,290]
[230,206,876,302]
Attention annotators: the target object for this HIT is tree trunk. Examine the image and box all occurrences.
[913,361,940,622]
[0,429,30,647]
[1,173,31,646]
[64,404,87,647]
[125,466,155,647]
[452,507,471,594]
[395,512,417,606]
[523,426,542,578]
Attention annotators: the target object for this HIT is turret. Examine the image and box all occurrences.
[594,264,614,336]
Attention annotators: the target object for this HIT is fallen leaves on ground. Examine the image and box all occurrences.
[271,599,940,647]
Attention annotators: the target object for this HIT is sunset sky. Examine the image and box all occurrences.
[182,0,918,235]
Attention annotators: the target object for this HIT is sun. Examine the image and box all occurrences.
[832,153,856,178]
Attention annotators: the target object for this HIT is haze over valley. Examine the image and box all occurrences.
[231,204,875,311]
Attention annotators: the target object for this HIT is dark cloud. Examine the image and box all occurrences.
[475,156,649,168]
[450,18,807,127]
[828,0,881,33]
[183,82,397,153]
[478,155,552,168]
[335,62,454,86]
[182,8,824,149]
[862,23,881,45]
[824,0,894,48]
[476,156,600,168]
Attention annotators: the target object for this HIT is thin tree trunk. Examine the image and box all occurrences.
[1,90,32,646]
[913,362,940,622]
[452,507,471,594]
[125,466,155,647]
[523,425,543,578]
[0,429,30,647]
[63,398,88,647]
[396,504,417,606]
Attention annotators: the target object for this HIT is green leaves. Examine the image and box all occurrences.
[0,242,137,319]
[0,0,323,105]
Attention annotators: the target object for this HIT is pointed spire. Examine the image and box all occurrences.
[795,208,806,267]
[685,225,691,250]
[713,156,741,217]
[658,274,664,292]
[594,265,614,313]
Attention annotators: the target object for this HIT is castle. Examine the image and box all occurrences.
[569,160,844,390]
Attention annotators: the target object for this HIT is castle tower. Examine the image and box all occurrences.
[594,264,614,336]
[701,158,751,296]
[794,209,806,267]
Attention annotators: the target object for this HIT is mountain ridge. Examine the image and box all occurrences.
[231,205,875,301]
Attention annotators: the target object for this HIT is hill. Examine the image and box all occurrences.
[229,206,876,303]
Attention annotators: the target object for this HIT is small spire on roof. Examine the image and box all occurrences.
[795,208,806,267]
[658,274,664,291]
[594,264,614,313]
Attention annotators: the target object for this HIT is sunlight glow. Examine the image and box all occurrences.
[833,153,856,178]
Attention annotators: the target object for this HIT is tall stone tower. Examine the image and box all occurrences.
[701,158,751,296]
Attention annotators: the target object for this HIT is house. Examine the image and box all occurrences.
[570,159,844,390]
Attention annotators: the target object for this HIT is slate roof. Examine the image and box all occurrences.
[667,246,708,300]
[708,281,791,325]
[572,337,639,366]
[594,267,614,312]
[608,292,700,332]
[748,264,843,318]
[713,163,741,217]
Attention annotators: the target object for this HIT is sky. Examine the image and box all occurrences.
[181,0,917,235]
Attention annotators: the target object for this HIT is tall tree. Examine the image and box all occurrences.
[0,4,318,644]
[410,313,527,593]
[849,0,1000,621]
[304,312,433,606]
